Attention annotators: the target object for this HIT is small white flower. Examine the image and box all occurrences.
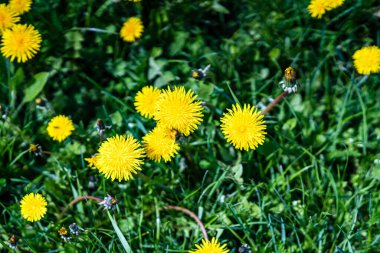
[99,194,118,210]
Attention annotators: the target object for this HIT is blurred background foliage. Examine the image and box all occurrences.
[0,0,379,252]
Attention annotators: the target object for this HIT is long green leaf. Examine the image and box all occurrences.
[107,211,133,253]
[22,72,49,103]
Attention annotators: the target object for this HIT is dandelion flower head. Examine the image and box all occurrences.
[134,86,162,119]
[352,45,380,75]
[47,115,75,142]
[120,17,143,42]
[190,238,230,253]
[154,86,203,136]
[20,193,47,222]
[284,66,296,82]
[308,0,344,18]
[8,0,32,15]
[220,103,266,151]
[143,125,180,162]
[308,0,329,18]
[1,24,42,63]
[96,135,145,182]
[0,4,19,33]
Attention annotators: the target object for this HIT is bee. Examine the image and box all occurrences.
[7,234,17,249]
[111,198,118,205]
[35,97,46,107]
[167,128,180,141]
[192,64,211,80]
[96,118,105,131]
[29,143,44,157]
[96,118,111,139]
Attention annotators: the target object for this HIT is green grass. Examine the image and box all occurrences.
[1,0,380,252]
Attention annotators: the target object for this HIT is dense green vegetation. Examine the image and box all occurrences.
[0,0,379,252]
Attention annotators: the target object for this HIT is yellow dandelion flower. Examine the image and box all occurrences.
[220,104,266,151]
[8,0,32,15]
[352,45,380,75]
[85,154,99,169]
[120,17,143,42]
[96,135,144,182]
[0,4,19,33]
[154,86,203,136]
[20,193,47,222]
[190,238,230,253]
[143,125,179,162]
[308,0,329,18]
[134,86,162,119]
[47,115,75,142]
[1,24,42,63]
[325,0,344,9]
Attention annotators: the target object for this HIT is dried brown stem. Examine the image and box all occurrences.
[58,196,103,220]
[261,91,289,115]
[164,205,208,240]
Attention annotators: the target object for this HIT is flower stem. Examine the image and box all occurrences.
[261,91,289,115]
[59,196,103,219]
[164,205,208,240]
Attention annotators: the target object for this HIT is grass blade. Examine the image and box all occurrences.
[107,211,133,253]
